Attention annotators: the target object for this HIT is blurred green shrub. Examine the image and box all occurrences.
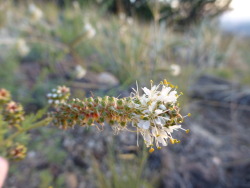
[108,0,231,28]
[93,147,158,188]
[37,0,231,28]
[0,88,51,161]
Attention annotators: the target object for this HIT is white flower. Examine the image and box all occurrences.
[164,125,181,133]
[163,90,177,103]
[169,90,178,102]
[55,100,60,104]
[138,120,150,129]
[159,104,166,110]
[130,80,189,150]
[155,109,163,115]
[155,115,170,126]
[152,127,168,147]
[119,13,126,21]
[72,1,80,10]
[159,86,171,99]
[139,95,149,106]
[147,101,157,113]
[29,4,43,22]
[170,64,181,76]
[16,39,30,56]
[127,17,133,25]
[170,0,179,9]
[84,23,96,39]
[141,85,159,101]
[74,65,87,79]
[141,130,153,147]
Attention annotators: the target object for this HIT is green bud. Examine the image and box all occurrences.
[121,122,126,126]
[124,105,130,111]
[177,116,183,123]
[133,98,141,104]
[79,115,85,120]
[102,112,107,116]
[95,97,102,104]
[103,96,109,102]
[99,117,105,123]
[88,97,94,103]
[117,99,123,106]
[101,101,106,107]
[126,98,131,102]
[170,109,177,116]
[87,119,93,125]
[109,120,115,125]
[108,97,114,102]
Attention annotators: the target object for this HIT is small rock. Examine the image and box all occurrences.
[97,72,119,86]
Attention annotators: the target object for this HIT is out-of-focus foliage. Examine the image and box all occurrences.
[0,88,51,161]
[93,147,157,188]
[109,0,231,28]
[0,0,247,107]
[34,0,231,29]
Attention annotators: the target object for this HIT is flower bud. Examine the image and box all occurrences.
[117,99,123,106]
[47,86,70,105]
[3,101,24,126]
[8,143,27,161]
[0,88,11,105]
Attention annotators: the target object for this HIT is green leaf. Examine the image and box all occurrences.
[22,107,48,129]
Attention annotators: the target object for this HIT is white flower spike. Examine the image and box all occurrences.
[49,80,190,153]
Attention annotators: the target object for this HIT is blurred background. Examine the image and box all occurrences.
[0,0,250,187]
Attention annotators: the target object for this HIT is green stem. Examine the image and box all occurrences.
[0,117,52,147]
[69,33,86,49]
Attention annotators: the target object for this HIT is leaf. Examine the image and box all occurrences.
[22,107,48,129]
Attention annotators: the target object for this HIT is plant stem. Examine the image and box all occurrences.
[0,117,52,147]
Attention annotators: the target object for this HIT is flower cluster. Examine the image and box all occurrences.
[50,96,135,131]
[131,80,190,152]
[74,65,87,79]
[7,143,27,161]
[16,38,30,57]
[29,3,43,22]
[0,88,11,105]
[0,88,27,161]
[47,86,70,105]
[2,101,25,127]
[49,80,190,152]
[170,64,181,76]
[84,23,96,39]
[0,88,25,127]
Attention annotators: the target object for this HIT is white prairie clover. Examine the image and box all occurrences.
[170,64,181,76]
[16,38,30,57]
[28,4,43,22]
[48,80,190,153]
[84,23,96,39]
